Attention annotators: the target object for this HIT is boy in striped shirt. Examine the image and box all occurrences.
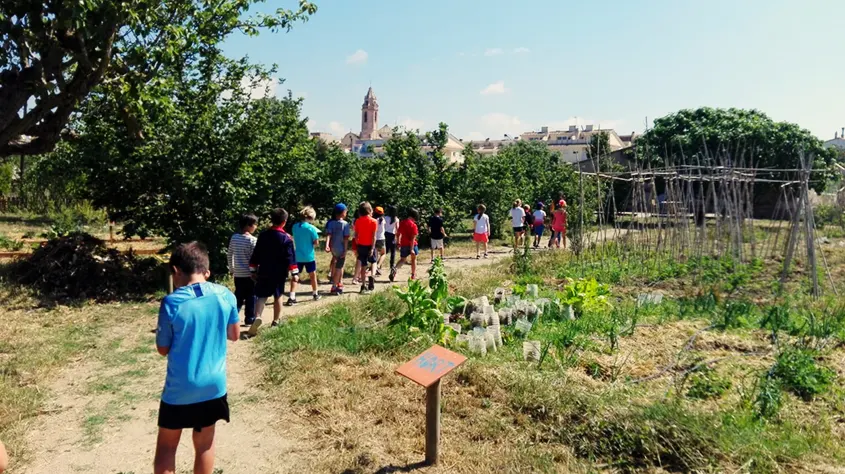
[227,214,258,325]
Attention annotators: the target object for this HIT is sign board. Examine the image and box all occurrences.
[396,345,467,388]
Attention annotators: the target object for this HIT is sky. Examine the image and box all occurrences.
[222,0,845,141]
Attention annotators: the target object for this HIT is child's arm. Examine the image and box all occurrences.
[155,301,173,356]
[226,237,235,274]
[249,236,262,279]
[226,292,240,342]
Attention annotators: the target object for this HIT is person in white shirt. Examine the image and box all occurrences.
[382,205,399,271]
[473,204,491,258]
[374,206,387,276]
[509,199,526,250]
[532,202,547,248]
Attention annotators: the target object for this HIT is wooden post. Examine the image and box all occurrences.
[425,379,441,465]
[395,345,466,467]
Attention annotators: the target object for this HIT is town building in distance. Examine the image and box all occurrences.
[311,87,637,165]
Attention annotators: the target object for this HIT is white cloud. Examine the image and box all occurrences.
[346,49,369,65]
[478,112,526,139]
[513,47,531,54]
[457,52,466,57]
[480,80,508,96]
[484,48,504,57]
[398,117,425,131]
[307,119,317,131]
[328,121,347,136]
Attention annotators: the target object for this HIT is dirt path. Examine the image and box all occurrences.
[17,247,519,474]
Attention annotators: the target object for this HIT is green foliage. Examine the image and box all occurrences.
[715,300,756,330]
[686,366,732,400]
[392,280,449,344]
[754,373,784,419]
[771,348,835,401]
[0,162,13,196]
[0,234,24,251]
[1,0,317,157]
[427,257,448,303]
[259,296,407,359]
[460,141,596,238]
[813,204,844,229]
[637,108,837,193]
[44,202,108,239]
[558,278,612,318]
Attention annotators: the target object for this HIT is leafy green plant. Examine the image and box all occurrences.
[686,366,732,400]
[0,234,24,251]
[559,278,612,318]
[715,300,755,330]
[760,304,792,343]
[771,348,834,401]
[754,373,783,419]
[392,280,449,343]
[427,257,449,303]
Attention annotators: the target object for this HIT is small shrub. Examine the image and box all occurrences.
[771,348,834,401]
[0,234,24,251]
[686,366,732,400]
[715,300,755,330]
[44,201,107,238]
[755,374,783,419]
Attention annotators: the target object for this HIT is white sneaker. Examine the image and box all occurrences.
[247,318,263,337]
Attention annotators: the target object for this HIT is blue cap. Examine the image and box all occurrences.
[536,201,544,208]
[334,203,347,213]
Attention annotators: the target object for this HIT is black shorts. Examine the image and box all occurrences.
[255,277,286,299]
[357,245,376,264]
[158,395,230,432]
[513,226,525,233]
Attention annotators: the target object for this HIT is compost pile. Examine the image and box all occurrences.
[13,232,163,301]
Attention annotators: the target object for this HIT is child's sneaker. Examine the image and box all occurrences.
[483,253,489,259]
[476,254,481,259]
[271,320,281,328]
[313,293,322,301]
[284,297,297,306]
[368,276,375,291]
[389,267,397,282]
[410,273,417,281]
[247,318,263,337]
[330,285,338,295]
[360,286,370,295]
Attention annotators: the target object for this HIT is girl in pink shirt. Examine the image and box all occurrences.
[551,200,567,249]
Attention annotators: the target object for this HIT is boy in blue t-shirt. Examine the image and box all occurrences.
[287,206,321,305]
[154,242,240,474]
[325,203,351,294]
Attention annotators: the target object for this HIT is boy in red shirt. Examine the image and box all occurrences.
[353,201,379,294]
[390,208,420,282]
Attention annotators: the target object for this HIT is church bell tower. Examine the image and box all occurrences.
[360,87,378,140]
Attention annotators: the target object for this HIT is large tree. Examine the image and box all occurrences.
[636,108,837,191]
[0,0,316,157]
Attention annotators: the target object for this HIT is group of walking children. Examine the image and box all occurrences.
[509,198,568,250]
[226,202,431,337]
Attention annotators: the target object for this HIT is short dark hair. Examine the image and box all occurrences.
[359,201,373,216]
[387,205,398,218]
[239,213,258,230]
[270,208,288,226]
[477,204,487,214]
[408,208,420,220]
[434,208,442,215]
[170,242,209,275]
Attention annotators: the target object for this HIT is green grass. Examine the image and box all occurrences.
[256,239,845,472]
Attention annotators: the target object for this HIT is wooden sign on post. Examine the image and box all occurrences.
[396,345,467,466]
